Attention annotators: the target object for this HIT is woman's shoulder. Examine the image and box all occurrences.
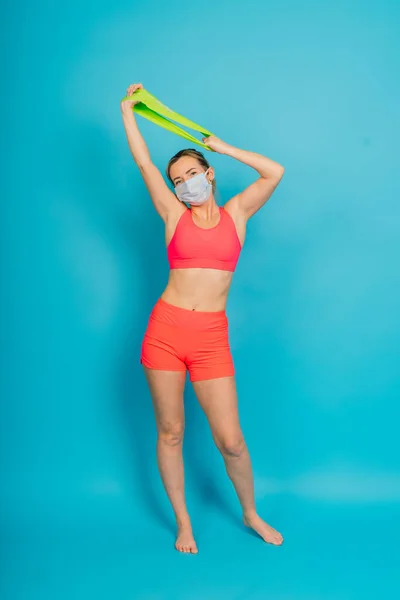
[221,195,241,221]
[165,206,189,245]
[221,198,247,246]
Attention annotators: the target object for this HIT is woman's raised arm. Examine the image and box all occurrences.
[204,135,284,221]
[120,83,182,222]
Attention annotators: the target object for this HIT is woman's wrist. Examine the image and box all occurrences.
[215,141,234,156]
[121,107,136,120]
[221,143,240,158]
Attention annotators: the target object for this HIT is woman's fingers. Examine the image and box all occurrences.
[121,83,143,112]
[126,83,143,96]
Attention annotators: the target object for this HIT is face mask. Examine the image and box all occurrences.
[174,169,212,206]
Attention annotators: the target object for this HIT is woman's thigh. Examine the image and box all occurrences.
[143,367,187,432]
[192,376,242,443]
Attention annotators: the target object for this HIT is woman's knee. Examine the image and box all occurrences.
[217,435,246,458]
[158,421,184,446]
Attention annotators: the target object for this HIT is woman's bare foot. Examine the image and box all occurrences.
[175,521,198,554]
[243,512,284,545]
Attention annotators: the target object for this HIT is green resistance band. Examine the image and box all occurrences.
[121,88,215,151]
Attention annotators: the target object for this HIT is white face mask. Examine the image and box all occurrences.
[174,169,212,206]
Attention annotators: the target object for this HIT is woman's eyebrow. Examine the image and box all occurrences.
[173,168,197,183]
[181,168,197,177]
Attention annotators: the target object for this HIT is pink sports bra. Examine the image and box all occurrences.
[167,207,242,272]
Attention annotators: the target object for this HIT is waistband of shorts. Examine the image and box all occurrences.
[150,297,228,330]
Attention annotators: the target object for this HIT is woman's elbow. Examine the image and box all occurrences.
[273,165,285,182]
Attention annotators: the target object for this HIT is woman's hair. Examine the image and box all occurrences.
[166,148,216,192]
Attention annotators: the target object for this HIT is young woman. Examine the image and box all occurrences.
[121,83,285,554]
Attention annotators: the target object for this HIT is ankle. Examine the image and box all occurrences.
[176,513,192,528]
[243,509,257,522]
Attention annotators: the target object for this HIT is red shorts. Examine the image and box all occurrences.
[140,298,235,382]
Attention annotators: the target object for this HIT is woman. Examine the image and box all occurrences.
[121,83,285,554]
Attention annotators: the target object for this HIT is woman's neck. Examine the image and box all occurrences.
[190,198,219,222]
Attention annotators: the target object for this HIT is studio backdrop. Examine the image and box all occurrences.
[1,0,399,598]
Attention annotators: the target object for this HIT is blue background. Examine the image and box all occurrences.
[2,0,400,598]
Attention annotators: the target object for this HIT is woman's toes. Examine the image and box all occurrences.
[175,527,198,554]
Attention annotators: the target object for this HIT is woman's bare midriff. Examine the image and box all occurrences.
[161,268,234,311]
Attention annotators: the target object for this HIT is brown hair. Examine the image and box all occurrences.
[166,148,216,192]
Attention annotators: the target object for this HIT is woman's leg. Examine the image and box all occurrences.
[192,376,283,546]
[144,367,198,553]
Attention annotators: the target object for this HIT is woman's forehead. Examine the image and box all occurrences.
[169,156,202,178]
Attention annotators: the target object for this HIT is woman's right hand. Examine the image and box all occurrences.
[120,83,144,114]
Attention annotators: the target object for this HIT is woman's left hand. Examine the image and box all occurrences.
[202,135,231,154]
